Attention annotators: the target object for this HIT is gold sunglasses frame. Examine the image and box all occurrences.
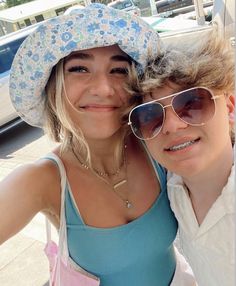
[128,86,223,141]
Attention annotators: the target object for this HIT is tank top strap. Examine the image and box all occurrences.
[42,152,67,208]
[42,152,85,224]
[41,152,70,258]
[141,142,167,192]
[152,161,167,191]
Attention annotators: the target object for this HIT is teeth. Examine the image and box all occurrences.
[169,140,196,151]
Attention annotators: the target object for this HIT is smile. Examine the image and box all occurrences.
[166,138,200,151]
[81,105,118,112]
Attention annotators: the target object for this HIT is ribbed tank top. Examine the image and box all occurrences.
[65,160,178,286]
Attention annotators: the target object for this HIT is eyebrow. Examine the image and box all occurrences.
[65,52,132,64]
[111,54,132,64]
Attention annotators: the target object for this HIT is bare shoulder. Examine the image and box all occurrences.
[0,157,61,210]
[0,155,61,243]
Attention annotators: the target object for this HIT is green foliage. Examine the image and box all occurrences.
[6,0,34,8]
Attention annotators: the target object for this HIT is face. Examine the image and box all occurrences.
[63,45,131,140]
[142,82,235,178]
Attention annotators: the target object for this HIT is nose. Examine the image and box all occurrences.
[161,106,188,134]
[89,73,115,98]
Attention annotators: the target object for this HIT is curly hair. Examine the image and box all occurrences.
[142,30,234,93]
[126,27,235,143]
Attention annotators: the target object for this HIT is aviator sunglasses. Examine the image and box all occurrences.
[128,87,222,140]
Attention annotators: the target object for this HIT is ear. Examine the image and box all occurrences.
[226,94,235,125]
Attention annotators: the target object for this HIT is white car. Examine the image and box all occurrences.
[108,0,141,16]
[0,24,39,132]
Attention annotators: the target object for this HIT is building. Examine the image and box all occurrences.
[0,0,84,36]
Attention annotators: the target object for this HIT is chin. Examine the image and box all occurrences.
[84,127,122,140]
[171,164,202,179]
[164,158,201,177]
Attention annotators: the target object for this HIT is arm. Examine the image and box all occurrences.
[0,160,60,244]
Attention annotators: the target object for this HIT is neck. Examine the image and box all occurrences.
[184,148,233,196]
[72,132,125,174]
[183,146,234,224]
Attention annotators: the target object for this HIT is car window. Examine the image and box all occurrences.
[0,36,26,75]
[109,0,133,10]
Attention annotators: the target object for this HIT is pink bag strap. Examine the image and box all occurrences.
[46,217,52,243]
[43,154,100,285]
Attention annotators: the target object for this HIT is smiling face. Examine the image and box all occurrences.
[144,81,235,178]
[63,45,131,140]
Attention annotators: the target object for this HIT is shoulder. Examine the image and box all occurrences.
[1,156,61,210]
[6,156,60,185]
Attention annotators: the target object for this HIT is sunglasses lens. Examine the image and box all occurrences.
[130,103,164,140]
[173,88,215,125]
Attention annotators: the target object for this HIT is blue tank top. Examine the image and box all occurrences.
[65,161,178,286]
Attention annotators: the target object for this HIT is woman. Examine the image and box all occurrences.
[128,31,235,286]
[0,3,195,286]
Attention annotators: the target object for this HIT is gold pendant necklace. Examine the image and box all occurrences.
[99,176,133,209]
[71,147,133,209]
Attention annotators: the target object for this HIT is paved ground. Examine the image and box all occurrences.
[0,123,58,286]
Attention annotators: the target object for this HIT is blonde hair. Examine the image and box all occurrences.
[44,58,127,167]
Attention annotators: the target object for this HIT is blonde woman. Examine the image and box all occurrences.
[0,3,196,286]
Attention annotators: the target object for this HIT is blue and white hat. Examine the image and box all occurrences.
[10,3,160,127]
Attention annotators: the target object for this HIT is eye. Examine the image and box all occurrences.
[67,66,89,73]
[110,67,129,75]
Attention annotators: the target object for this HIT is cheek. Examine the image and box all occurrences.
[112,76,129,96]
[115,84,129,105]
[64,78,82,105]
[203,109,231,145]
[121,90,129,105]
[63,82,85,118]
[215,105,232,132]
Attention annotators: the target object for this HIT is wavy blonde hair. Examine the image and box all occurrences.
[44,58,127,167]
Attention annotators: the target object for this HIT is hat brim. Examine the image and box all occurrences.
[10,3,160,127]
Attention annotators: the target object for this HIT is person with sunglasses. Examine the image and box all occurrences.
[128,31,235,286]
[0,3,197,286]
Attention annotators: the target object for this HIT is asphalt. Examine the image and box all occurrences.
[0,125,58,286]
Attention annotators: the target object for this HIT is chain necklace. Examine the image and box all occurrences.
[71,147,133,209]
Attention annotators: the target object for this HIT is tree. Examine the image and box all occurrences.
[6,0,34,8]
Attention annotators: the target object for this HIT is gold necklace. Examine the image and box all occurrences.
[71,149,123,178]
[71,147,123,177]
[95,174,133,209]
[92,164,123,178]
[71,147,133,209]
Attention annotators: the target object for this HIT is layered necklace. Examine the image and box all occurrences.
[71,146,133,209]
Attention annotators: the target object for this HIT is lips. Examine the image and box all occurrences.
[80,104,118,112]
[165,138,200,152]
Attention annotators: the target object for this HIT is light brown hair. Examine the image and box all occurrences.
[127,28,235,143]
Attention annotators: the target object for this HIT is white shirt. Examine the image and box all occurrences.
[167,165,235,286]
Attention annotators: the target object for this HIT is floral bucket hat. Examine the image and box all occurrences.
[10,3,160,127]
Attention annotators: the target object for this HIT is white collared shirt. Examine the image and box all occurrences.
[167,165,235,286]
